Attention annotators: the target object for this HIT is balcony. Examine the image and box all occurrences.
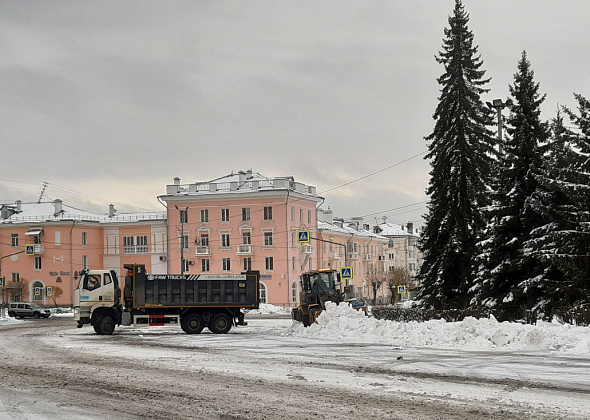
[301,244,312,254]
[123,246,148,254]
[348,252,358,260]
[195,246,211,255]
[33,244,44,255]
[237,244,253,255]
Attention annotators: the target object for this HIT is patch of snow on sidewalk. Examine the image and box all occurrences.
[289,302,590,355]
[247,303,291,315]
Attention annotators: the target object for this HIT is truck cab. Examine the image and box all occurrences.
[74,269,122,334]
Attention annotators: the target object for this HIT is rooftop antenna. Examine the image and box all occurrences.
[38,181,49,203]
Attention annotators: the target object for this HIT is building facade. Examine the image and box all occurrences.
[0,200,166,306]
[159,170,322,307]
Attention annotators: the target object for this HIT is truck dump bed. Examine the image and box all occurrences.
[128,266,260,308]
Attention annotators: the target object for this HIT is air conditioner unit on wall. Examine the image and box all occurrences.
[159,256,167,261]
[188,260,195,265]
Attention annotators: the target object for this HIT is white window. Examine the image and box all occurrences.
[389,253,395,260]
[82,232,88,246]
[222,258,231,271]
[123,236,135,254]
[221,234,230,248]
[11,234,18,247]
[263,206,272,220]
[264,232,273,247]
[292,281,298,303]
[308,210,311,223]
[221,208,230,222]
[11,273,19,283]
[409,263,416,272]
[200,209,209,222]
[409,250,415,258]
[82,255,88,269]
[180,235,189,250]
[183,259,190,273]
[55,231,61,246]
[201,258,210,272]
[300,208,303,222]
[242,231,251,244]
[200,234,209,246]
[34,256,42,270]
[265,257,274,271]
[291,232,295,247]
[180,210,188,224]
[292,256,296,271]
[33,234,41,245]
[388,240,394,248]
[242,207,250,222]
[136,235,148,253]
[291,207,295,221]
[243,257,252,271]
[259,282,267,304]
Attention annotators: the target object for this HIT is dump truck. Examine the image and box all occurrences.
[291,268,366,326]
[74,263,260,335]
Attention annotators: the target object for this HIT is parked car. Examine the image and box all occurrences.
[7,302,51,319]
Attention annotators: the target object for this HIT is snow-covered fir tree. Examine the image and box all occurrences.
[472,51,550,317]
[538,95,590,318]
[418,0,495,310]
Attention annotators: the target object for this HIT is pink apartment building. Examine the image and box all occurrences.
[0,200,166,306]
[316,208,389,302]
[159,170,321,307]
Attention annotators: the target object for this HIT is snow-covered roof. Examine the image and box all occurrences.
[374,222,420,238]
[318,220,388,242]
[162,170,319,199]
[0,202,166,225]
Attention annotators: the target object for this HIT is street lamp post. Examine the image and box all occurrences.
[486,98,511,154]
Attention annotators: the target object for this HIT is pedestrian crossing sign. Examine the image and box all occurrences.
[34,287,42,296]
[0,276,4,287]
[340,266,353,280]
[26,244,35,256]
[297,230,310,243]
[397,285,407,294]
[46,286,53,297]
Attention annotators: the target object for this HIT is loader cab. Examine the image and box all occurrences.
[299,269,342,307]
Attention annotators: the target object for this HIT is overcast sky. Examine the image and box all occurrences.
[1,1,589,227]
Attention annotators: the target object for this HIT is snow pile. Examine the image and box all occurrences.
[247,303,292,315]
[0,315,24,325]
[290,302,590,354]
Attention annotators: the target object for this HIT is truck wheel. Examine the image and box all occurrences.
[33,312,40,319]
[8,311,14,317]
[181,313,204,334]
[208,313,232,334]
[97,315,115,335]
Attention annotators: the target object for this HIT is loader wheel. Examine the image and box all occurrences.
[181,313,204,334]
[302,314,311,327]
[208,313,232,334]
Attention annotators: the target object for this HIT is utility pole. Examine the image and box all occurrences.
[175,205,188,275]
[486,99,511,154]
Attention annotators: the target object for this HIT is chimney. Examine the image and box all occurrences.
[173,177,181,186]
[53,199,63,216]
[108,204,117,218]
[246,169,253,179]
[238,170,246,186]
[351,216,363,230]
[363,224,370,231]
[15,200,22,213]
[324,207,333,224]
[406,222,414,234]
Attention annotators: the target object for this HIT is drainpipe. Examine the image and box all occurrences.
[158,196,170,274]
[69,220,76,307]
[285,189,291,307]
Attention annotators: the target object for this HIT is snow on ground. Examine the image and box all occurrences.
[288,302,590,355]
[0,316,23,325]
[247,303,291,315]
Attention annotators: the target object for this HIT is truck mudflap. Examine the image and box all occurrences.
[236,311,247,326]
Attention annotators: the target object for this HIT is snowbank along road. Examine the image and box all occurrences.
[0,313,589,420]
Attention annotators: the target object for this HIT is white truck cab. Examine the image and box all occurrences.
[74,269,122,334]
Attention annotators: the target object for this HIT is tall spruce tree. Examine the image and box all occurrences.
[473,52,550,317]
[418,0,495,310]
[539,95,590,319]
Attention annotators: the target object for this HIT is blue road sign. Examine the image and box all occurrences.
[297,230,310,243]
[0,276,4,287]
[397,285,407,294]
[340,266,353,280]
[25,244,35,256]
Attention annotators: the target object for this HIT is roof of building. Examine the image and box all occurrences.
[318,220,388,242]
[0,202,166,225]
[374,222,420,238]
[161,169,319,199]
